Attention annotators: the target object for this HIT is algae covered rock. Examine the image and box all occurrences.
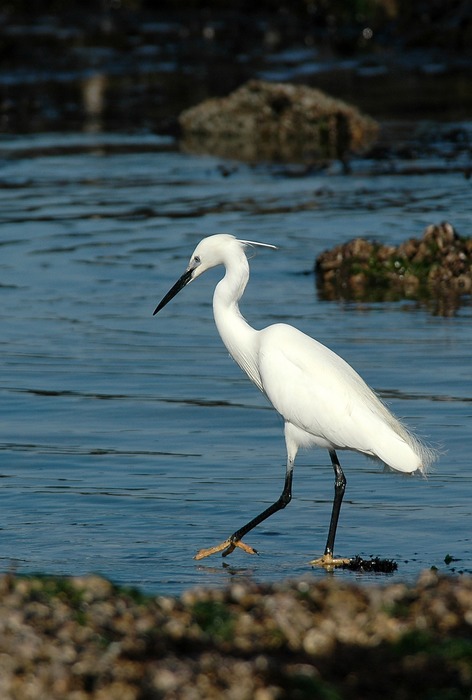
[179,79,378,163]
[315,222,472,315]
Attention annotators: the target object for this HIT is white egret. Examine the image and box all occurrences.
[154,234,435,566]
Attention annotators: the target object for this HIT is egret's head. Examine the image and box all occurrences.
[153,234,276,315]
[187,234,241,279]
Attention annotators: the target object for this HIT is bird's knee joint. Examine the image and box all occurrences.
[278,492,292,508]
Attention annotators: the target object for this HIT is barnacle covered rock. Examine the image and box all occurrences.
[179,79,378,163]
[315,222,472,315]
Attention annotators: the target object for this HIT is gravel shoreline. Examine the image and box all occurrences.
[0,569,470,699]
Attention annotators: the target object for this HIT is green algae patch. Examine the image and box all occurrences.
[191,599,236,642]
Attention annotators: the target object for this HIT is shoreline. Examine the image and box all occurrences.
[0,569,470,698]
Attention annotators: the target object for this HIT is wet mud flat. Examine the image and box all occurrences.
[0,570,470,699]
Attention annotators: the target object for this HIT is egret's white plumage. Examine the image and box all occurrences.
[154,233,436,565]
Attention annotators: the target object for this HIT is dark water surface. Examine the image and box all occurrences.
[0,132,471,594]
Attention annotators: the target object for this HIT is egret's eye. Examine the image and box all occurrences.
[193,255,201,264]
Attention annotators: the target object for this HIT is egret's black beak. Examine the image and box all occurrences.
[153,268,193,315]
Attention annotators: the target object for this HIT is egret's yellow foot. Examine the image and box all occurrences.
[194,539,258,560]
[310,553,351,569]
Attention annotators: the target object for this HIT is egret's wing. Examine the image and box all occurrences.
[259,326,348,440]
[258,324,431,471]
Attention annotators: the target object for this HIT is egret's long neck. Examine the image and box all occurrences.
[213,252,262,390]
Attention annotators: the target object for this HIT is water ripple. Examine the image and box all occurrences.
[0,133,469,593]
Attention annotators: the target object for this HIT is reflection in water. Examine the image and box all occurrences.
[82,73,107,133]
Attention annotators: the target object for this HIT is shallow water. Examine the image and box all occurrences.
[0,131,471,594]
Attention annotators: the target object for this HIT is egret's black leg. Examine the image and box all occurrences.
[225,467,293,552]
[324,449,347,557]
[194,467,294,560]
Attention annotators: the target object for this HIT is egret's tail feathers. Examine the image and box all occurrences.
[365,406,437,474]
[409,435,438,476]
[377,428,438,475]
